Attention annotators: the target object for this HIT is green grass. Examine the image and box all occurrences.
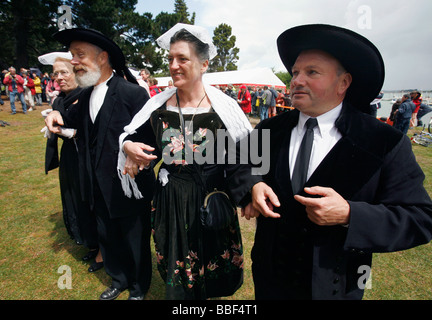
[1,101,431,300]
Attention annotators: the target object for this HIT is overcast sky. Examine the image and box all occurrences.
[136,0,432,90]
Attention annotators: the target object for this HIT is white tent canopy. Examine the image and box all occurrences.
[151,67,286,89]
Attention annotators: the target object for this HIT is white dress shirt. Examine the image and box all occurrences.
[289,103,343,180]
[89,73,113,123]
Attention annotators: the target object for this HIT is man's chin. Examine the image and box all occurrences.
[76,73,100,88]
[291,101,306,110]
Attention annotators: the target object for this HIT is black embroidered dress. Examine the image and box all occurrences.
[143,104,244,299]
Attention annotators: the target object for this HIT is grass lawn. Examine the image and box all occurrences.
[0,99,431,300]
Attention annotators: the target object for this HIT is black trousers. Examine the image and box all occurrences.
[252,263,312,300]
[93,181,152,296]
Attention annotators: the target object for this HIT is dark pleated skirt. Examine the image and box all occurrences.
[152,170,243,300]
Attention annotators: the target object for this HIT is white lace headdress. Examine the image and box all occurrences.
[38,51,73,65]
[156,23,218,60]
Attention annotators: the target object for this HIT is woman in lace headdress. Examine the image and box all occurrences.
[117,23,252,300]
[40,53,100,269]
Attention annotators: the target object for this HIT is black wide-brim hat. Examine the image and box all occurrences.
[277,24,385,113]
[53,28,137,84]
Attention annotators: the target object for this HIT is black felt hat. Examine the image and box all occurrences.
[277,24,385,113]
[53,28,137,84]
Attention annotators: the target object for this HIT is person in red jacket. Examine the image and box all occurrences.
[237,84,251,117]
[410,90,422,127]
[22,70,36,111]
[148,77,162,97]
[2,67,27,114]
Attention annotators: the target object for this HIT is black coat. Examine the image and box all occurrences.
[229,102,432,299]
[45,87,83,174]
[63,74,155,219]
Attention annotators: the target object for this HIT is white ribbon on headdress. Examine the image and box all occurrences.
[156,23,218,60]
[117,85,252,199]
[38,52,73,65]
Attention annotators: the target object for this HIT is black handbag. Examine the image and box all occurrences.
[200,188,236,230]
[177,92,236,230]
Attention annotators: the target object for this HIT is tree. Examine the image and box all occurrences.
[209,23,239,72]
[275,71,292,88]
[0,0,62,71]
[0,0,198,74]
[174,0,195,24]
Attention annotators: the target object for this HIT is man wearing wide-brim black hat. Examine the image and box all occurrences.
[230,24,432,300]
[45,28,154,300]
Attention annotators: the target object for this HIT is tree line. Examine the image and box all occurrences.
[0,0,240,76]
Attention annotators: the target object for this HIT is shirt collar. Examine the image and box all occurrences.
[94,72,114,90]
[296,102,343,137]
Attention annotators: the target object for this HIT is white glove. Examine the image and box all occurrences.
[40,126,51,139]
[41,109,53,119]
[58,128,76,139]
[40,126,76,139]
[158,168,170,186]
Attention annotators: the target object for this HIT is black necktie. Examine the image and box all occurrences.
[292,117,318,194]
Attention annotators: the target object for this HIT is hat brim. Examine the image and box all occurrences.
[53,28,138,84]
[277,24,385,113]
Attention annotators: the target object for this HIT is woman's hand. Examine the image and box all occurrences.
[122,141,157,178]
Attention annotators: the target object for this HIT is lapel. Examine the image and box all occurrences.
[75,87,94,206]
[93,75,119,168]
[306,103,384,200]
[80,88,93,150]
[272,110,299,202]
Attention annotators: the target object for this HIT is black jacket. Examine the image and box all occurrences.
[63,74,154,218]
[229,102,432,299]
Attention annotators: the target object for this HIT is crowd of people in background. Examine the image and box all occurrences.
[207,84,292,121]
[134,67,293,122]
[1,66,61,114]
[1,61,294,126]
[384,90,431,134]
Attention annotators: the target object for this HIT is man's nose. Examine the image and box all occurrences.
[70,57,79,65]
[291,73,306,87]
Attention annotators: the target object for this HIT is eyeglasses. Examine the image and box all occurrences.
[53,70,70,77]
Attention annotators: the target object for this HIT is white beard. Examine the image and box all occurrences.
[75,66,102,88]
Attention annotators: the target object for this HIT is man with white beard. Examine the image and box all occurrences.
[45,28,154,300]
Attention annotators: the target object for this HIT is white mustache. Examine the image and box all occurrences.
[73,66,87,73]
